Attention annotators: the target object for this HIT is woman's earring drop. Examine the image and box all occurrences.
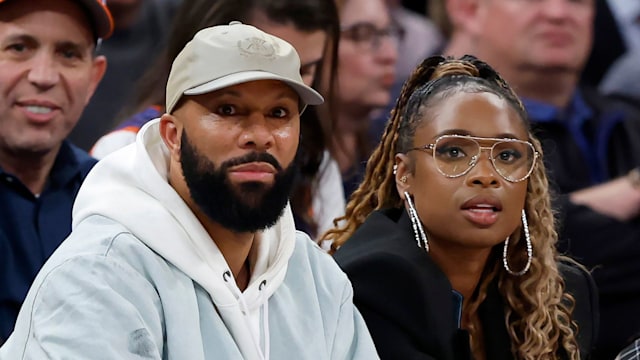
[404,191,429,252]
[502,209,533,276]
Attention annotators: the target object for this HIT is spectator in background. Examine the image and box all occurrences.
[0,0,110,343]
[68,0,181,151]
[436,0,640,357]
[333,0,399,199]
[386,0,443,82]
[368,0,443,145]
[92,0,345,242]
[0,22,378,359]
[427,0,471,58]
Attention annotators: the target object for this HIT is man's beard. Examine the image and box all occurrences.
[180,130,297,233]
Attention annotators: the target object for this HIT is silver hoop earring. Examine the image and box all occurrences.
[404,191,429,252]
[503,209,533,276]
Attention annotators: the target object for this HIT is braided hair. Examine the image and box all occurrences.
[323,55,581,359]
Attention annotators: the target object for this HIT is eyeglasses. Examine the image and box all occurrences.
[340,22,404,52]
[408,135,539,182]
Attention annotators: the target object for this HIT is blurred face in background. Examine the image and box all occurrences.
[0,0,106,156]
[337,0,398,114]
[471,0,594,74]
[248,14,328,87]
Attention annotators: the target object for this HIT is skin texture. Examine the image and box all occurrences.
[0,0,107,193]
[394,91,528,301]
[337,0,398,114]
[159,80,301,287]
[471,0,594,74]
[248,15,327,87]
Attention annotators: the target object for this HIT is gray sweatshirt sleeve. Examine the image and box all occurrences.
[1,254,164,360]
[330,281,380,360]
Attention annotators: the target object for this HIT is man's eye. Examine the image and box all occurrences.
[61,49,80,59]
[217,104,236,115]
[271,107,289,118]
[7,43,26,53]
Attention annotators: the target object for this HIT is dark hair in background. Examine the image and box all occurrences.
[427,0,452,38]
[119,0,341,237]
[324,55,581,359]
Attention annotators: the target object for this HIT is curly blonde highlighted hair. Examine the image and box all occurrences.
[322,55,580,359]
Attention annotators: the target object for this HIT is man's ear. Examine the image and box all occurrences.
[84,55,107,105]
[159,113,181,163]
[394,153,412,200]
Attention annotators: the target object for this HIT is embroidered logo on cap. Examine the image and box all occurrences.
[237,37,279,60]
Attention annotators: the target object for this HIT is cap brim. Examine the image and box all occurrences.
[78,0,114,39]
[184,71,324,108]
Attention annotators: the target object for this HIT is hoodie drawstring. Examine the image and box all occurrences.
[259,280,269,359]
[224,271,270,360]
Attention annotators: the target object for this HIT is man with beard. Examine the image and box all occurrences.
[0,22,378,359]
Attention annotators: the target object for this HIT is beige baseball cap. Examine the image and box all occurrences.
[166,21,324,114]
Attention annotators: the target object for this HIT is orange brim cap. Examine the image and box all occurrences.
[0,0,114,39]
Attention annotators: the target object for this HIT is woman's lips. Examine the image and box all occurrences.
[460,196,502,227]
[462,206,499,227]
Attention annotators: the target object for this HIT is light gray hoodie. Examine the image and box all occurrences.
[0,119,378,360]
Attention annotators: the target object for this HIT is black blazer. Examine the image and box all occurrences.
[334,208,599,360]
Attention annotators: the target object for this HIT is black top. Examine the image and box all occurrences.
[334,208,599,360]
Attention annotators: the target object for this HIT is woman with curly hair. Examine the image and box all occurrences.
[324,55,598,360]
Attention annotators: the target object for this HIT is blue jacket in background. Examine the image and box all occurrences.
[525,88,640,360]
[0,141,96,342]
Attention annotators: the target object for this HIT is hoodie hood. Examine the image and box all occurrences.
[72,118,296,360]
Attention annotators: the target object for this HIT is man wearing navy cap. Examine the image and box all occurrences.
[0,0,112,343]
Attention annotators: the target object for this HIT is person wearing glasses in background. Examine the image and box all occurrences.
[332,0,400,200]
[324,55,598,359]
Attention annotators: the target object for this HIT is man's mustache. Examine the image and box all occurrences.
[221,152,283,172]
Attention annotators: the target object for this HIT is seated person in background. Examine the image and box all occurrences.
[91,0,345,241]
[369,0,444,146]
[325,55,598,360]
[333,0,399,199]
[0,22,378,359]
[0,0,110,343]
